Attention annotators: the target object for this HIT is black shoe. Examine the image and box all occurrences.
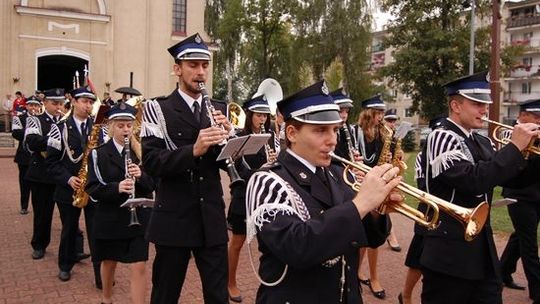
[95,279,102,290]
[31,249,45,260]
[387,239,402,252]
[398,293,404,304]
[20,209,29,215]
[58,271,71,281]
[75,252,90,262]
[359,278,371,286]
[503,278,526,290]
[229,295,243,303]
[369,285,386,299]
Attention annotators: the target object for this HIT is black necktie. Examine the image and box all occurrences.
[53,116,58,123]
[81,122,87,145]
[193,101,201,124]
[315,167,329,187]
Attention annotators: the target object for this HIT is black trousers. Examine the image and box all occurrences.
[17,164,30,210]
[500,200,540,302]
[57,201,97,272]
[150,243,228,304]
[421,267,502,304]
[29,182,55,251]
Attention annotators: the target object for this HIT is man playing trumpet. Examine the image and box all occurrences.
[420,71,540,304]
[245,80,402,303]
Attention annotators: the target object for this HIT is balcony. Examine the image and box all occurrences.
[507,14,540,29]
[503,92,540,104]
[505,65,540,79]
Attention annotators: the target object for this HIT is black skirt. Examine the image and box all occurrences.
[94,235,149,263]
[227,213,246,235]
[404,233,424,269]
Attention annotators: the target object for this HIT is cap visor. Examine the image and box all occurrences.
[293,110,343,124]
[461,93,492,104]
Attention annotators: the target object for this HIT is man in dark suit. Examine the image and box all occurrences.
[420,71,540,304]
[46,86,99,284]
[12,96,41,215]
[244,80,402,303]
[141,33,233,304]
[499,99,540,302]
[24,89,64,260]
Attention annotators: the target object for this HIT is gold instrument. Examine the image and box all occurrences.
[198,82,244,187]
[329,152,489,241]
[228,102,246,129]
[481,118,540,159]
[72,105,109,208]
[377,125,393,166]
[126,96,145,160]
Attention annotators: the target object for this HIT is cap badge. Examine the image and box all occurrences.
[56,89,61,96]
[195,34,202,44]
[299,172,307,179]
[321,81,329,95]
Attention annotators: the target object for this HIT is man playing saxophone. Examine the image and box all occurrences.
[46,86,100,285]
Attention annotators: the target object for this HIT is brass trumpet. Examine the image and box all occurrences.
[481,118,540,159]
[329,152,489,241]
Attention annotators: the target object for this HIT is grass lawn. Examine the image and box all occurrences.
[402,152,539,244]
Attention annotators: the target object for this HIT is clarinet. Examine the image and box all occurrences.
[342,124,359,161]
[260,122,276,164]
[124,135,141,226]
[198,82,244,187]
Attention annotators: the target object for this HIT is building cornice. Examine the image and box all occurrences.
[14,5,110,23]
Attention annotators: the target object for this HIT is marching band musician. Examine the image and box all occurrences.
[227,95,276,303]
[245,80,401,303]
[420,71,540,304]
[330,88,357,161]
[86,102,155,304]
[354,94,388,299]
[141,33,232,303]
[12,95,41,215]
[46,86,100,285]
[499,99,540,303]
[24,89,64,260]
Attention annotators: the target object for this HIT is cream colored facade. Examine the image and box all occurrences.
[0,0,213,101]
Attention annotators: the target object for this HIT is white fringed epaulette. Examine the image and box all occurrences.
[141,99,177,151]
[414,152,424,180]
[47,123,62,152]
[24,116,42,153]
[426,129,473,178]
[12,116,23,131]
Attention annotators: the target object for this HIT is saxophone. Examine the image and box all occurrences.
[72,122,102,208]
[377,124,393,166]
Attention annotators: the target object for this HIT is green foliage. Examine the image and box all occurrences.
[401,132,416,152]
[379,0,493,119]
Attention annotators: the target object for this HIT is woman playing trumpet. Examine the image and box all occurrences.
[86,102,155,304]
[227,95,277,302]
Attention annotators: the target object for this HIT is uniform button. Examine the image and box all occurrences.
[199,198,204,202]
[319,210,324,214]
[351,241,360,247]
[199,177,204,181]
[347,266,350,270]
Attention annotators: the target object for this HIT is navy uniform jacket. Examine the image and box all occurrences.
[86,140,155,240]
[420,118,537,280]
[46,116,93,204]
[354,125,383,167]
[24,113,57,184]
[12,113,31,165]
[141,89,229,248]
[229,129,275,216]
[247,151,388,304]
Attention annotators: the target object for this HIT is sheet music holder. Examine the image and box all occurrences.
[217,133,271,161]
[120,197,154,208]
[492,198,517,208]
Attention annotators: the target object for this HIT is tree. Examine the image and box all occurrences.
[379,0,494,119]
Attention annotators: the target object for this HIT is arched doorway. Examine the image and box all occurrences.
[37,55,88,91]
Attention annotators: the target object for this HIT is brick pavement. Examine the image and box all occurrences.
[0,153,532,304]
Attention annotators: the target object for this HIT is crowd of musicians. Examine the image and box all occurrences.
[9,32,540,304]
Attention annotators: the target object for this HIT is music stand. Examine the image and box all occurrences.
[217,133,271,161]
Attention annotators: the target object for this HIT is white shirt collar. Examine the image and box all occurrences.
[447,117,471,138]
[177,88,203,112]
[286,149,316,173]
[44,110,58,122]
[112,138,124,155]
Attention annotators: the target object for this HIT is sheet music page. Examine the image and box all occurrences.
[216,133,271,161]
